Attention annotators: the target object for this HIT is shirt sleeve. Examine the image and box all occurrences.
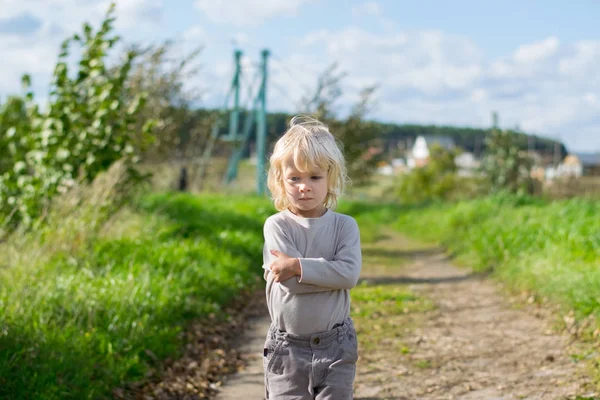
[297,216,362,290]
[263,217,334,294]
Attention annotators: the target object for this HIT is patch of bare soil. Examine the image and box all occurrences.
[113,286,266,400]
[354,232,598,400]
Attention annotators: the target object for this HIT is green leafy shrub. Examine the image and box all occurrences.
[395,144,486,204]
[0,3,154,232]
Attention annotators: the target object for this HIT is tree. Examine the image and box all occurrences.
[124,41,215,163]
[0,2,153,231]
[301,63,383,185]
[0,96,31,175]
[481,128,535,194]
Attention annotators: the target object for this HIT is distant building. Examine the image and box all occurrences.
[454,152,480,176]
[546,153,600,180]
[390,158,408,175]
[558,154,584,178]
[408,135,455,168]
[376,164,395,176]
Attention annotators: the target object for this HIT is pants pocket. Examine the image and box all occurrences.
[264,338,286,375]
[263,338,276,364]
[343,329,359,362]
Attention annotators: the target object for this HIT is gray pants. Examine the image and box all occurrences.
[263,318,358,399]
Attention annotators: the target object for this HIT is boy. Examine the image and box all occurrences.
[262,115,362,399]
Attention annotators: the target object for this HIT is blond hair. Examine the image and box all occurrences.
[267,115,348,211]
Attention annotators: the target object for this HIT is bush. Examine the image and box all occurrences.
[395,144,486,204]
[0,3,154,233]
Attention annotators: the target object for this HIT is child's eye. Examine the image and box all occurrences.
[311,176,322,180]
[289,177,299,181]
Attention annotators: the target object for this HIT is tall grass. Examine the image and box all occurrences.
[338,200,404,244]
[392,194,600,322]
[0,174,403,399]
[0,191,272,399]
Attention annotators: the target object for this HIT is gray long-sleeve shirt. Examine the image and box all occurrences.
[262,209,362,335]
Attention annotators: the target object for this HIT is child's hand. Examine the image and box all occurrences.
[269,250,301,282]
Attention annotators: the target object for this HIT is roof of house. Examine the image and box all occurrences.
[421,135,455,149]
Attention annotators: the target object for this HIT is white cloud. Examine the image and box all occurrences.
[352,1,382,17]
[194,0,312,27]
[0,0,162,32]
[559,41,600,78]
[232,32,250,47]
[268,53,324,111]
[564,125,600,152]
[517,97,580,133]
[115,0,163,29]
[351,1,397,31]
[584,93,598,105]
[0,24,61,95]
[470,88,488,102]
[300,29,330,47]
[513,36,559,64]
[291,27,600,151]
[184,25,209,44]
[2,2,599,153]
[0,0,164,97]
[301,28,482,94]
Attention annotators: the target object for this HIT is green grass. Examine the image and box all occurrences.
[0,192,407,399]
[0,192,272,400]
[0,193,419,399]
[392,193,600,325]
[414,359,432,369]
[352,284,422,319]
[7,188,599,397]
[338,199,404,244]
[351,282,432,353]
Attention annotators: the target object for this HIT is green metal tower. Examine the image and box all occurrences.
[227,50,243,141]
[199,48,270,193]
[223,49,270,194]
[198,49,243,188]
[256,49,270,195]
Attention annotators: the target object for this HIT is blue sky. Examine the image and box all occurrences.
[1,0,599,152]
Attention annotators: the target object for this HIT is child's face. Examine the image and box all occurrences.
[282,156,329,218]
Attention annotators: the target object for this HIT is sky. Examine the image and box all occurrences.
[1,0,599,153]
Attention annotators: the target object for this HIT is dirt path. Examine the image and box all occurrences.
[214,231,597,400]
[354,232,596,399]
[212,313,270,400]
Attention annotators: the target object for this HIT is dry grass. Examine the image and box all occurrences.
[1,160,133,270]
[543,176,600,199]
[139,156,260,195]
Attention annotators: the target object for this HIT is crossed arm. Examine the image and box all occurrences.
[262,218,362,294]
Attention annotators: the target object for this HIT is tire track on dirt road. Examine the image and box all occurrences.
[215,231,597,399]
[353,232,596,400]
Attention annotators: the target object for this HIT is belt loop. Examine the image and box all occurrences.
[276,329,285,341]
[270,325,281,341]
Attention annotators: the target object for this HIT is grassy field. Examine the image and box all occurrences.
[2,186,600,397]
[392,194,600,329]
[0,193,271,399]
[0,189,394,399]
